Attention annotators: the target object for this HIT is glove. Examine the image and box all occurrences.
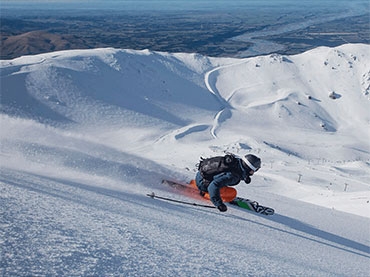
[244,176,251,184]
[217,203,227,212]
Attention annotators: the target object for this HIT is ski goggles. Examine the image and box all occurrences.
[242,158,260,172]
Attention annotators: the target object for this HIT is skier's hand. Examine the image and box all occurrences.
[217,203,227,212]
[244,176,251,184]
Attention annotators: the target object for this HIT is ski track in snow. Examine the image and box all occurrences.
[1,44,370,276]
[204,60,246,138]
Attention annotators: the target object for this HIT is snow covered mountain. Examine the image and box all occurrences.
[1,44,369,276]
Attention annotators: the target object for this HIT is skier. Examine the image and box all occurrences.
[194,153,261,212]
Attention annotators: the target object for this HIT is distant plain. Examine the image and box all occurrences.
[1,1,369,59]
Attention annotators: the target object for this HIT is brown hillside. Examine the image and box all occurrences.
[1,31,86,59]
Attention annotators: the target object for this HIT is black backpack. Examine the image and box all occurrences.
[198,154,239,181]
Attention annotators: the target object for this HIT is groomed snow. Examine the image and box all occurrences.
[1,44,369,276]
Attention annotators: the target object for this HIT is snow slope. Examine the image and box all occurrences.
[1,44,370,276]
